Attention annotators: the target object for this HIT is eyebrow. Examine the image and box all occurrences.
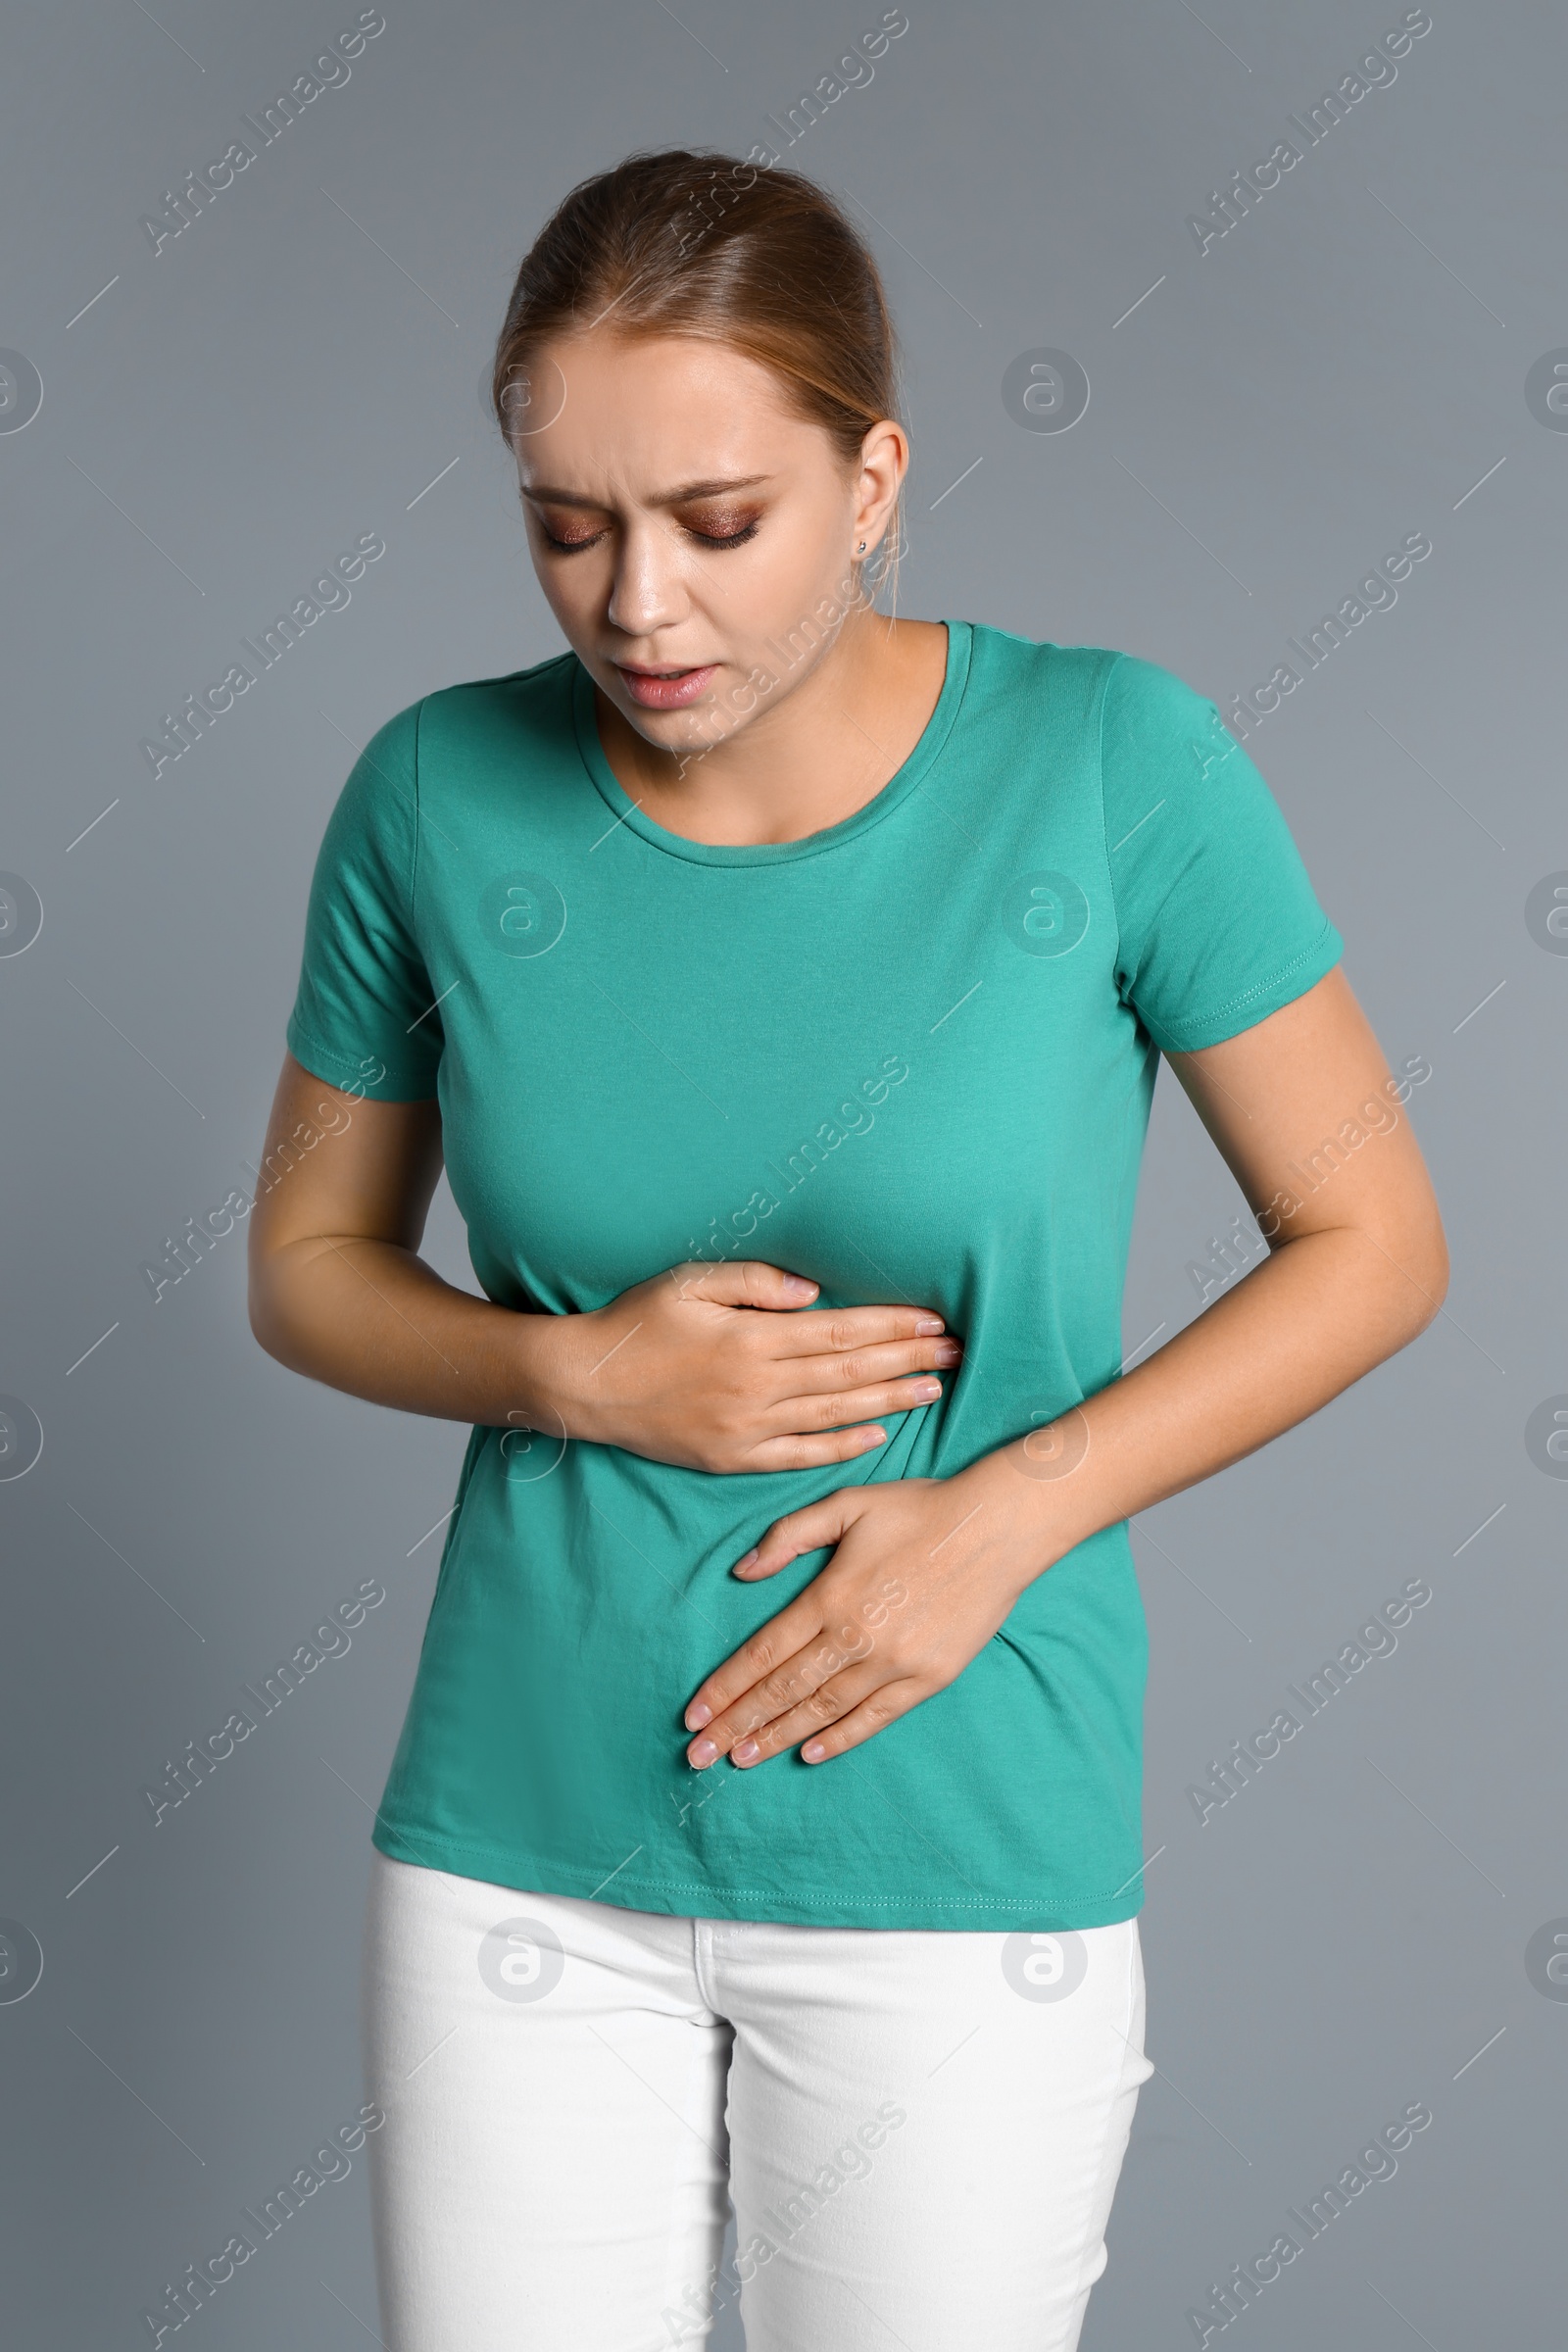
[520,473,774,508]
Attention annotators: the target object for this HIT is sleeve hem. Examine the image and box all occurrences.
[285,1018,440,1102]
[1144,920,1345,1054]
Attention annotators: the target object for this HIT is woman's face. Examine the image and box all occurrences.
[509,329,903,759]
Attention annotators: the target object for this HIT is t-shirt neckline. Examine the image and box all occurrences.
[568,618,973,867]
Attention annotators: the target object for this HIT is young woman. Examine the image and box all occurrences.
[249,150,1447,2352]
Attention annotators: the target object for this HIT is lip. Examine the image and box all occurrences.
[613,662,717,710]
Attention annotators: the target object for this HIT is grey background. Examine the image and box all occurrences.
[1,0,1562,2344]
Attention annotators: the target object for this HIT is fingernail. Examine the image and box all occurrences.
[686,1701,711,1730]
[689,1738,717,1767]
[733,1548,759,1573]
[933,1344,960,1364]
[859,1428,887,1448]
[732,1739,760,1764]
[915,1318,944,1335]
[782,1275,817,1298]
[802,1740,826,1762]
[912,1380,941,1399]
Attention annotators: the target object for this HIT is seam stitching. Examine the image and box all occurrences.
[285,1019,430,1088]
[1155,922,1340,1049]
[370,1821,1144,1915]
[410,695,426,924]
[1096,649,1128,993]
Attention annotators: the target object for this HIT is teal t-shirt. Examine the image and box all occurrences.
[284,620,1342,1930]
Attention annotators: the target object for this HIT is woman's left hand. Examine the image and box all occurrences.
[683,1473,1039,1770]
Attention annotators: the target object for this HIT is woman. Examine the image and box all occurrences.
[248,150,1447,2351]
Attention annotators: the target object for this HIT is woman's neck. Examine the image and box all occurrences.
[592,612,950,848]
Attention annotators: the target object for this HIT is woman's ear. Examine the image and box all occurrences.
[852,416,909,561]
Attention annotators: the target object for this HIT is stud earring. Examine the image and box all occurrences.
[857,539,867,553]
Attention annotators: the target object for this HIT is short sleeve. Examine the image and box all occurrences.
[284,701,445,1102]
[1099,653,1343,1053]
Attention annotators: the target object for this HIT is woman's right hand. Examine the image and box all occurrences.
[246,1059,959,1467]
[543,1260,961,1474]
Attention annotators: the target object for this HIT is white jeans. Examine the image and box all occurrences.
[362,1850,1153,2351]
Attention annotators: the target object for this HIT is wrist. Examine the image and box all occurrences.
[504,1303,594,1444]
[952,1440,1091,1597]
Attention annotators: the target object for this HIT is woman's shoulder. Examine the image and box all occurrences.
[961,622,1201,702]
[318,651,583,851]
[961,621,1121,721]
[960,623,1225,749]
[411,647,581,741]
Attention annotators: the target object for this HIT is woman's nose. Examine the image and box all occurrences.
[605,519,692,639]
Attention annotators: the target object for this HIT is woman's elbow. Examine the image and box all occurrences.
[1383,1206,1449,1344]
[246,1244,302,1366]
[247,1278,286,1362]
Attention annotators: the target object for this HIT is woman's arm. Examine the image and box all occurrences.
[681,966,1449,1768]
[246,1052,961,1472]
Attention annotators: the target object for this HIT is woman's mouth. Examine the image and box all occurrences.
[614,662,717,710]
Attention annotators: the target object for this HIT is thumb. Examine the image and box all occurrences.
[673,1259,819,1311]
[733,1488,866,1580]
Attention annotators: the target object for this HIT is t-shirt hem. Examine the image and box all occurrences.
[1145,918,1345,1054]
[370,1815,1146,1932]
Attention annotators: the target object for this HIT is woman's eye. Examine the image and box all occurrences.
[534,513,760,552]
[685,517,760,550]
[539,521,606,553]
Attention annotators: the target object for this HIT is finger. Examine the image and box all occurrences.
[728,1490,865,1585]
[745,1337,963,1460]
[771,1335,963,1396]
[689,1628,872,1763]
[731,1667,916,1766]
[763,1374,949,1436]
[798,1684,922,1764]
[743,1425,890,1473]
[684,1595,828,1744]
[769,1302,950,1356]
[683,1494,862,1732]
[669,1259,819,1310]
